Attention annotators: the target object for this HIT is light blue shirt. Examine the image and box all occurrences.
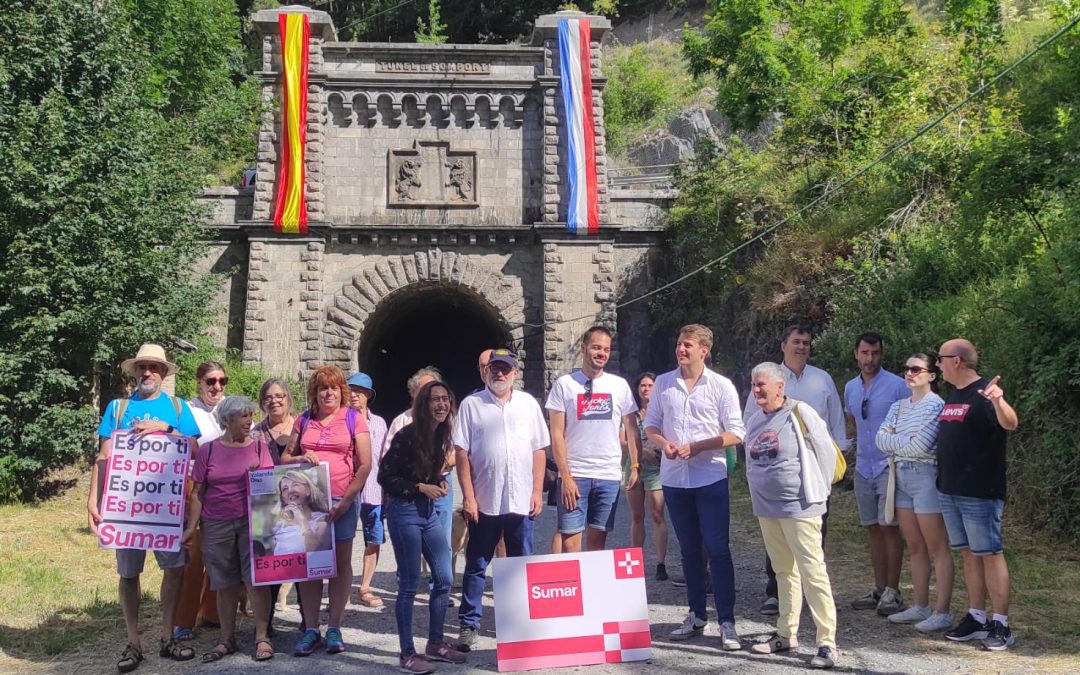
[844,370,909,478]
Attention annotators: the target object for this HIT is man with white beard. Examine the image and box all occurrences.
[452,349,549,650]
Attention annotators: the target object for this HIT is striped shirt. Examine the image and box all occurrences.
[875,392,944,463]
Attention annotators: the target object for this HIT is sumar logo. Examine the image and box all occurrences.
[526,559,584,619]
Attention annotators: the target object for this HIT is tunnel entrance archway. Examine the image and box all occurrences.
[357,283,512,418]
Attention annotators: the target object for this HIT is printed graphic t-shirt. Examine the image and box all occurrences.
[545,371,637,481]
[936,378,1008,500]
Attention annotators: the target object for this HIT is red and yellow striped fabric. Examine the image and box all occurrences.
[272,13,310,234]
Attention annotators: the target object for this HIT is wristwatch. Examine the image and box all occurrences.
[165,424,175,434]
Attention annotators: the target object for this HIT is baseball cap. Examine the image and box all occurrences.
[488,349,519,369]
[346,372,376,399]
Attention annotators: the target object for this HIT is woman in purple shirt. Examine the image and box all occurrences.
[183,396,276,662]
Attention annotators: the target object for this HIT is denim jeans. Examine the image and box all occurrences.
[459,512,533,629]
[386,495,453,657]
[663,478,736,623]
[427,477,454,592]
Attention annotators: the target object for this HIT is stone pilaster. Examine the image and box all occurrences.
[305,35,326,222]
[542,242,565,389]
[242,240,269,364]
[299,239,325,374]
[592,241,618,370]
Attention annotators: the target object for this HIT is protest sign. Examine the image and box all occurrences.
[248,463,337,585]
[493,547,652,671]
[98,430,191,552]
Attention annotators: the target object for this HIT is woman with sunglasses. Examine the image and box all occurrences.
[379,381,467,674]
[875,354,954,633]
[174,362,229,640]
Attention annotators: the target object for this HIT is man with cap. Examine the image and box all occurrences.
[453,349,549,650]
[348,372,390,608]
[86,343,202,672]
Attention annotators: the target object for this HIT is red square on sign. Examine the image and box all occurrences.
[526,560,584,619]
[613,548,645,579]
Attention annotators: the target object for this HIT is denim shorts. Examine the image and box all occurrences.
[939,492,1004,556]
[331,497,359,542]
[894,461,942,514]
[854,469,893,526]
[557,477,620,534]
[115,547,188,579]
[360,503,385,545]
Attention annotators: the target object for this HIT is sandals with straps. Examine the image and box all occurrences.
[117,643,144,673]
[200,637,237,663]
[254,638,275,661]
[160,637,195,662]
[356,589,384,607]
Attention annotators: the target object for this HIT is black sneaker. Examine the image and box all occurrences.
[809,645,837,669]
[656,563,669,581]
[980,620,1014,651]
[671,573,686,587]
[945,613,990,642]
[456,625,478,652]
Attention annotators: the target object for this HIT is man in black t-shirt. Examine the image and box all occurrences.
[935,339,1019,651]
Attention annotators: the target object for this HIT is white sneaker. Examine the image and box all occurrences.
[916,611,955,633]
[669,612,707,641]
[719,621,740,651]
[888,605,932,624]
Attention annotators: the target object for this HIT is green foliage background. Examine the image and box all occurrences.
[660,0,1080,540]
[0,0,257,501]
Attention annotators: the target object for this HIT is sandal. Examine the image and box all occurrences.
[355,589,383,607]
[159,637,195,662]
[254,638,275,661]
[117,643,143,673]
[199,638,237,663]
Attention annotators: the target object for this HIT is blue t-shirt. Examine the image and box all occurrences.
[844,370,909,479]
[97,392,201,439]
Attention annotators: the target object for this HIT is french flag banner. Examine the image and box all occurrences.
[558,18,600,235]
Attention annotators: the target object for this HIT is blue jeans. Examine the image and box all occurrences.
[427,478,454,592]
[938,492,1004,555]
[663,478,736,624]
[556,477,621,534]
[459,512,533,629]
[386,496,452,657]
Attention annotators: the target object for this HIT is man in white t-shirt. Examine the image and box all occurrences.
[546,326,640,553]
[453,349,549,650]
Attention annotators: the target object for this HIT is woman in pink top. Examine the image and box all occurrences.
[183,396,276,662]
[282,365,373,656]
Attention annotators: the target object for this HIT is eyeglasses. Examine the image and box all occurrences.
[430,395,451,404]
[262,393,286,402]
[204,377,229,386]
[936,354,960,364]
[584,379,594,399]
[902,366,930,374]
[861,398,869,420]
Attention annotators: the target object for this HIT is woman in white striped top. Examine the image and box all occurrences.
[875,354,955,633]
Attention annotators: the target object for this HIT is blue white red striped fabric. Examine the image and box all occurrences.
[558,18,600,235]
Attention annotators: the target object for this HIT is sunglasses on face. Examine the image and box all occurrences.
[902,366,930,375]
[203,377,228,387]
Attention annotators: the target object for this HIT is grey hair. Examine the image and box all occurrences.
[215,395,256,426]
[407,366,443,395]
[750,362,785,385]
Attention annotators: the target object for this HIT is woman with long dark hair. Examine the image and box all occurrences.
[620,372,669,580]
[379,381,467,674]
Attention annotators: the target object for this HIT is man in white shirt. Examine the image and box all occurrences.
[547,326,641,553]
[645,324,745,649]
[453,350,548,650]
[747,324,848,615]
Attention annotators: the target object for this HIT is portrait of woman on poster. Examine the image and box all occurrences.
[271,468,332,555]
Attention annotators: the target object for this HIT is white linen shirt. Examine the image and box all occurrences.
[745,362,849,451]
[644,368,746,489]
[188,398,223,445]
[452,388,550,516]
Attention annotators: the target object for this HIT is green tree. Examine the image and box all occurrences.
[415,0,449,44]
[0,0,245,500]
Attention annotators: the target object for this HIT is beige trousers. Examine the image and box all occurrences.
[758,515,837,648]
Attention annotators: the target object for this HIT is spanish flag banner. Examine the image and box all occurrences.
[272,13,310,234]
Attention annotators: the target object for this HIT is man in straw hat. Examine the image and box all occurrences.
[86,343,202,672]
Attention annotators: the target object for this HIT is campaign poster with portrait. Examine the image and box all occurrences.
[247,463,337,585]
[492,548,652,671]
[98,430,191,552]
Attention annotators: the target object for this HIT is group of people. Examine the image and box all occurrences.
[87,322,1018,673]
